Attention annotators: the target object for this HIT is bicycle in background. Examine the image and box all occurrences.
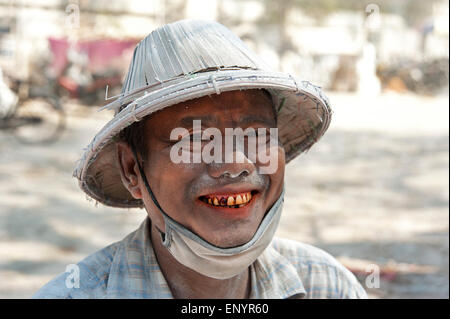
[0,67,66,144]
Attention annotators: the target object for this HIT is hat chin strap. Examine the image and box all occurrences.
[131,146,169,237]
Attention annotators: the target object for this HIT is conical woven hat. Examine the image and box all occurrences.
[74,19,332,208]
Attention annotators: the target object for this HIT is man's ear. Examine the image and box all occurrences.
[116,141,142,199]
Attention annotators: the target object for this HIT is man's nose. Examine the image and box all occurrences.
[207,157,255,179]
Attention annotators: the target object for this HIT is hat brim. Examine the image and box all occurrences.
[74,69,332,208]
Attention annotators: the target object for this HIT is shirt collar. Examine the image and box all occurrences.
[106,217,173,298]
[249,245,306,299]
[106,217,305,299]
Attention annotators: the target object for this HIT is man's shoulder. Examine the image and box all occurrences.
[271,237,342,266]
[32,238,126,299]
[270,237,368,299]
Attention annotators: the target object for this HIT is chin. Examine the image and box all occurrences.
[207,229,257,248]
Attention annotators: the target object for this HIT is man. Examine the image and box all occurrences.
[33,20,367,299]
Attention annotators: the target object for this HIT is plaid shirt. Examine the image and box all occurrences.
[33,217,367,299]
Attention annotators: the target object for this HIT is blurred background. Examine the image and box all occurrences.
[0,0,448,298]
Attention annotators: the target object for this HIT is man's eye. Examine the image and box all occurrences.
[171,135,189,143]
[190,133,203,141]
[255,129,272,143]
[256,128,270,135]
[191,132,215,142]
[171,132,210,143]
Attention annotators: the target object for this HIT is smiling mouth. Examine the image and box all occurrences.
[199,191,256,208]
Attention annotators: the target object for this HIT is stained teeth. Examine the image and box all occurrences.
[203,192,253,207]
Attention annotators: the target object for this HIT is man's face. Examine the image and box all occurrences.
[137,89,285,248]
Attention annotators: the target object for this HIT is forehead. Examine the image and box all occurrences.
[146,89,276,131]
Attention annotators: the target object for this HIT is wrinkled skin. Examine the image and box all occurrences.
[116,89,285,298]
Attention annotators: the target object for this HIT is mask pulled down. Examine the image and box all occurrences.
[159,191,284,279]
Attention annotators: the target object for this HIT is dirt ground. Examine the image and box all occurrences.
[0,92,448,299]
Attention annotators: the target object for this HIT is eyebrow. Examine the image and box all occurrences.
[179,114,276,128]
[180,115,218,126]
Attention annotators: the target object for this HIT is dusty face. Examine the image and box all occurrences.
[130,90,285,248]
